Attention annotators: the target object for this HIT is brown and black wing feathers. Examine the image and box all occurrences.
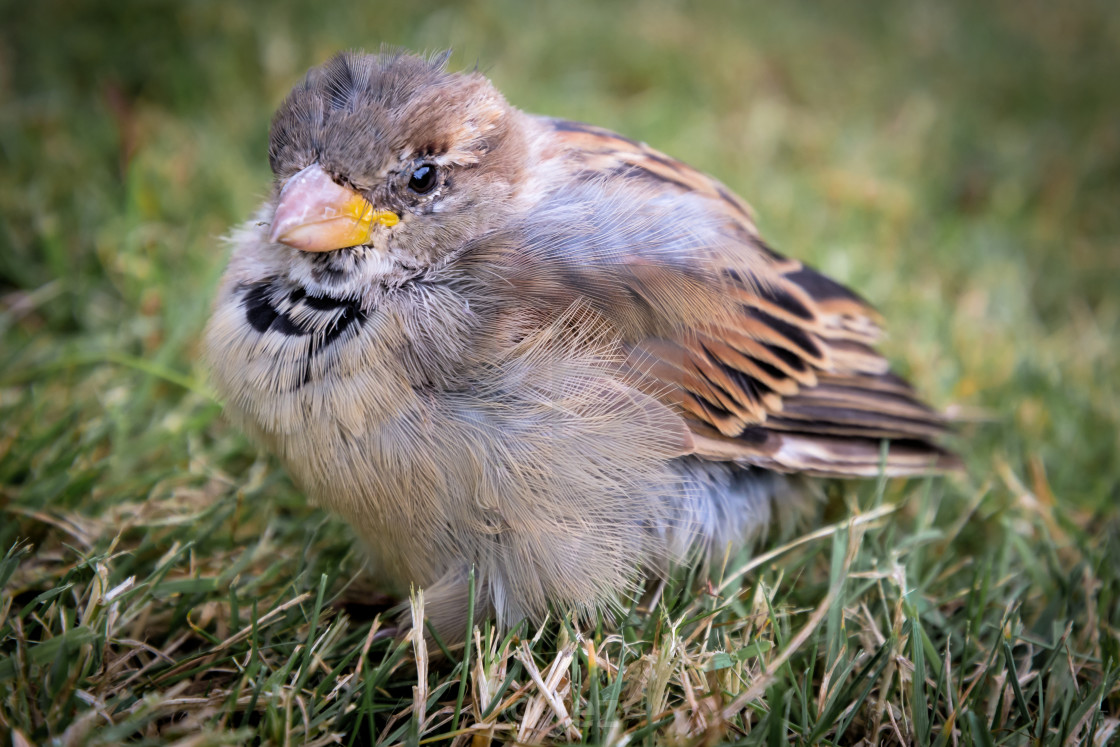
[539,117,958,477]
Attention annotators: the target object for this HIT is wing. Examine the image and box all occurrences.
[502,117,958,477]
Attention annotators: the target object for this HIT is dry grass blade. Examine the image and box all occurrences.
[410,589,429,733]
[514,641,579,742]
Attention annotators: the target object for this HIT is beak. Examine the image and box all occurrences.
[268,164,399,252]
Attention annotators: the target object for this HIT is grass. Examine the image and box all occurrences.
[2,0,1118,743]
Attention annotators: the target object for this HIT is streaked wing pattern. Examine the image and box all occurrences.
[542,117,958,477]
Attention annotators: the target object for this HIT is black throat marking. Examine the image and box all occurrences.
[241,281,368,359]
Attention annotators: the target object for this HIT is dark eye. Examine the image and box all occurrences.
[407,164,438,194]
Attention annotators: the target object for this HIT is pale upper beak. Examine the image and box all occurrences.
[268,164,399,252]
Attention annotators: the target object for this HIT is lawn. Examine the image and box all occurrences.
[2,1,1118,744]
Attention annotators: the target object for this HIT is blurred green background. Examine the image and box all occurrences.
[3,0,1117,513]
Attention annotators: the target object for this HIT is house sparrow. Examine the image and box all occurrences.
[204,50,957,641]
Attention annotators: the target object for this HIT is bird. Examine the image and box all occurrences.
[204,49,958,643]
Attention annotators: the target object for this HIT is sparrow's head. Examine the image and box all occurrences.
[266,50,525,293]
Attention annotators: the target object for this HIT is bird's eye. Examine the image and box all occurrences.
[407,164,438,194]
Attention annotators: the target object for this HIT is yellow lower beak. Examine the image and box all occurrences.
[269,164,398,252]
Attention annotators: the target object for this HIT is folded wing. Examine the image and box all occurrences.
[511,117,959,477]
